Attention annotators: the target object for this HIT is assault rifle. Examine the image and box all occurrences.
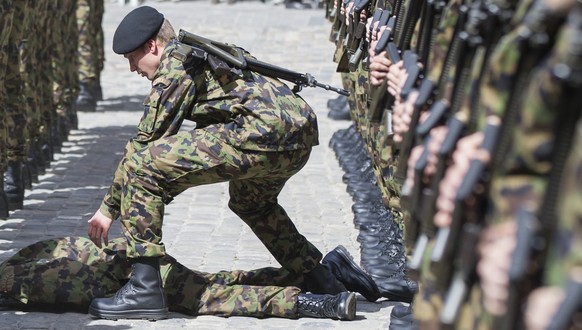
[439,121,500,326]
[176,30,350,96]
[367,17,398,122]
[347,0,372,71]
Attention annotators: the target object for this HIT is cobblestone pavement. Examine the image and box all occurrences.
[0,0,401,328]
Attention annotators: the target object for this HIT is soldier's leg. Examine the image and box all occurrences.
[0,237,130,308]
[0,0,14,218]
[4,0,28,210]
[75,0,97,112]
[196,281,356,320]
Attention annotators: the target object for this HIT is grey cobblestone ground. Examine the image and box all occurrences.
[0,0,401,328]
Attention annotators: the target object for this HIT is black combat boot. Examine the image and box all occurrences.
[88,257,168,320]
[0,293,25,310]
[0,180,9,219]
[3,161,24,210]
[389,304,418,330]
[322,245,380,302]
[303,264,347,295]
[297,292,356,320]
[21,162,32,190]
[75,82,97,112]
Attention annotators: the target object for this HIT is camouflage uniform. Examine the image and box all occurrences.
[76,0,104,104]
[20,0,50,174]
[100,40,322,277]
[0,236,301,318]
[546,120,582,289]
[51,0,79,141]
[4,1,28,167]
[0,0,13,179]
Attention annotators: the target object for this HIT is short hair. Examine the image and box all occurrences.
[155,19,176,47]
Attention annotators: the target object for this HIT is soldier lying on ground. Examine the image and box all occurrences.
[0,237,365,320]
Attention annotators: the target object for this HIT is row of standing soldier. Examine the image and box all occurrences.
[322,0,582,327]
[0,0,105,218]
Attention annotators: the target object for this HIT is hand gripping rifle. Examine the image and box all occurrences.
[438,121,500,326]
[176,30,350,96]
[367,18,398,123]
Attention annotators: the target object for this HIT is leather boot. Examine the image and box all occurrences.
[389,304,418,330]
[88,257,168,320]
[3,161,24,210]
[0,181,9,219]
[296,292,356,320]
[327,102,351,121]
[76,82,97,112]
[0,293,25,309]
[303,264,347,295]
[322,245,380,302]
[21,162,32,190]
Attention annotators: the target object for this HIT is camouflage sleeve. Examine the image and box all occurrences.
[98,143,130,221]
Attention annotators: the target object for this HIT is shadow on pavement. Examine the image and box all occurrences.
[0,125,136,262]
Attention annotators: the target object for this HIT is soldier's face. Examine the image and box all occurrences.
[124,40,160,81]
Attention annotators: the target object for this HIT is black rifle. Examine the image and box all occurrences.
[335,0,355,72]
[396,0,426,51]
[547,279,582,330]
[348,0,372,71]
[394,79,434,185]
[367,18,398,122]
[177,30,350,96]
[438,121,500,326]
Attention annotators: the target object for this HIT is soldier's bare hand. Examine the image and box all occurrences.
[525,286,565,330]
[368,51,392,86]
[434,132,489,227]
[393,89,419,142]
[477,220,517,315]
[386,60,404,97]
[87,210,113,248]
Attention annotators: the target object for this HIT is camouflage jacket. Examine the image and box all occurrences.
[136,40,319,150]
[100,40,319,220]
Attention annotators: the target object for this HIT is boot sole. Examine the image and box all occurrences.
[339,292,357,321]
[88,306,169,321]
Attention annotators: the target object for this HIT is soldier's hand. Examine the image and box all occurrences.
[386,60,404,98]
[476,220,517,316]
[434,132,489,227]
[369,51,392,86]
[525,286,565,330]
[393,89,419,143]
[404,144,426,190]
[87,210,113,248]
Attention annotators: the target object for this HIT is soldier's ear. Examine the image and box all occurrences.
[145,39,158,55]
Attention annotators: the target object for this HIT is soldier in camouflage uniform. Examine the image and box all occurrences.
[3,0,30,212]
[0,0,14,218]
[0,236,356,320]
[86,6,376,320]
[76,0,104,112]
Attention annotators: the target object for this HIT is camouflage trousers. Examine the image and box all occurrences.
[118,129,322,276]
[0,237,301,318]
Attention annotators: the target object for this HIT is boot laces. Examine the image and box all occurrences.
[302,295,338,317]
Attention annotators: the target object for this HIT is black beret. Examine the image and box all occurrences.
[112,6,164,54]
